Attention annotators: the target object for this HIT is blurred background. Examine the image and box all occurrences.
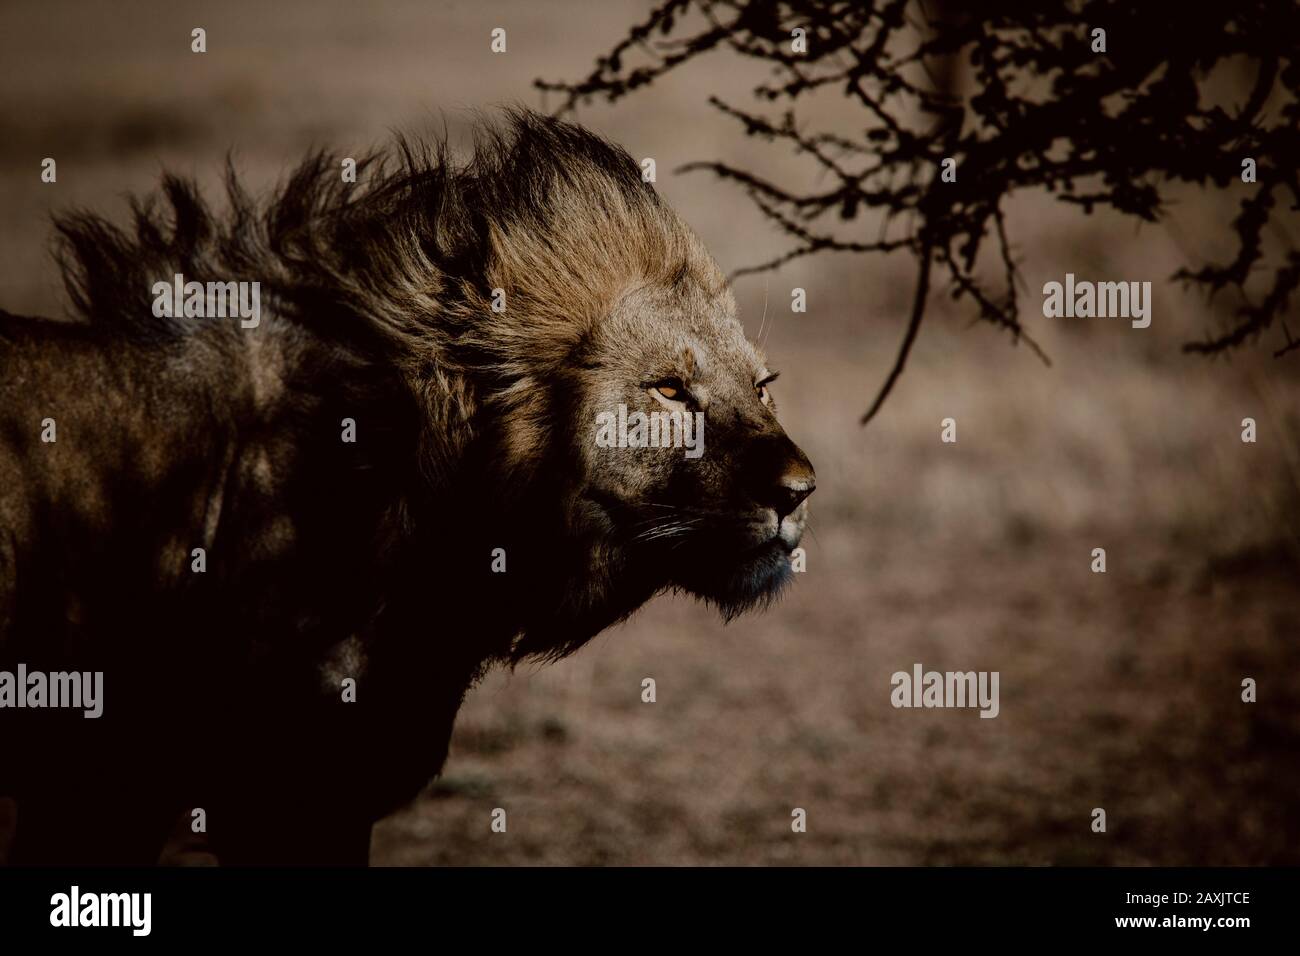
[1,0,1297,865]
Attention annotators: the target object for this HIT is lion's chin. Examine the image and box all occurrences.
[675,538,797,621]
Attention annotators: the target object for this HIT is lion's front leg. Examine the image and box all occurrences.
[205,796,374,866]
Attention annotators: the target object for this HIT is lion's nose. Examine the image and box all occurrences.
[774,468,815,521]
[760,441,815,521]
[745,434,816,521]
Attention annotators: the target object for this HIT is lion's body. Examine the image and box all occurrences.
[0,306,473,862]
[0,112,813,864]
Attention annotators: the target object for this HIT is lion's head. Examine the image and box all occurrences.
[571,281,815,616]
[441,112,815,655]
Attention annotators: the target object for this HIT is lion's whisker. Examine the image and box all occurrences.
[632,518,705,543]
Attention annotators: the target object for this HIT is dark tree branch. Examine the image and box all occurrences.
[537,1,1300,422]
[862,234,932,425]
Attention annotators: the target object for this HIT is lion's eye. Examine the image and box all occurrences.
[755,371,779,404]
[646,377,687,402]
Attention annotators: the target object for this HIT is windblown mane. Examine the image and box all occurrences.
[50,108,726,500]
[42,109,734,665]
[53,108,721,373]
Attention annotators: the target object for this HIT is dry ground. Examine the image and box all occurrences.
[1,0,1296,865]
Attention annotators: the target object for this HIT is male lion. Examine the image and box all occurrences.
[0,111,814,864]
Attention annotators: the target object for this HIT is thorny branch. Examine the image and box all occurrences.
[538,0,1300,423]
